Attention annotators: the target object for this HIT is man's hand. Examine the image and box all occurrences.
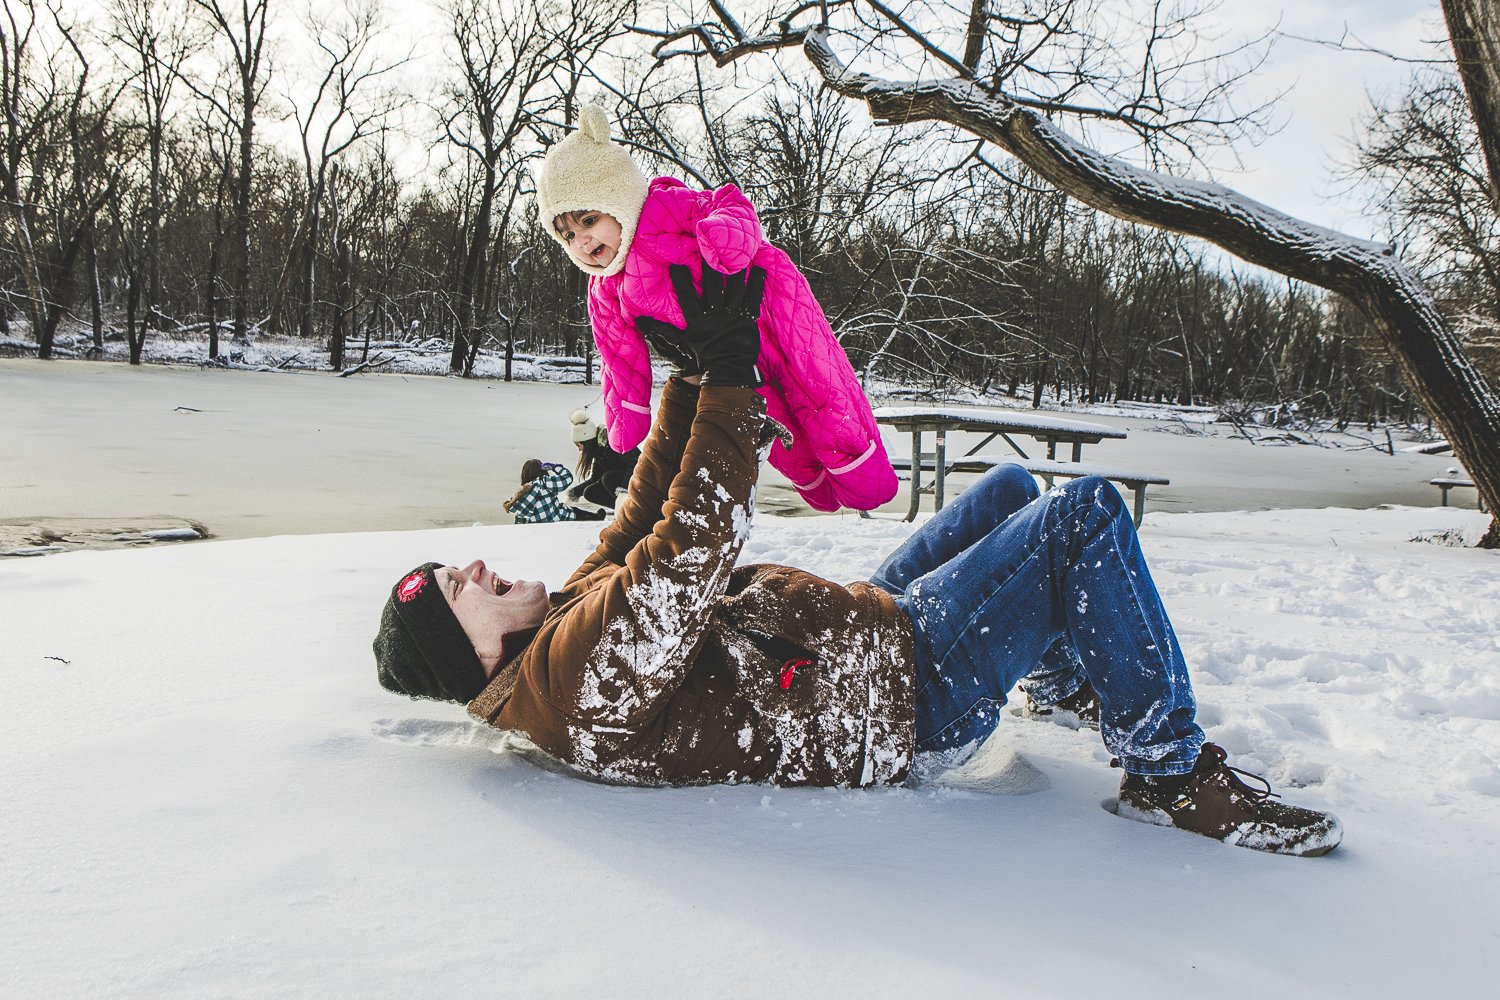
[635,314,701,379]
[672,264,766,388]
[634,264,767,387]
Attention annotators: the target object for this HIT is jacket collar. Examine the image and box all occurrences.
[467,658,523,723]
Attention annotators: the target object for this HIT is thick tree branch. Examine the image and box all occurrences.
[1442,0,1500,215]
[804,26,1500,543]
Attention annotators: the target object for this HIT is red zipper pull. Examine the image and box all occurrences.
[779,658,812,690]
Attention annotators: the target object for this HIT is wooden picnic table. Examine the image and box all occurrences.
[873,405,1129,521]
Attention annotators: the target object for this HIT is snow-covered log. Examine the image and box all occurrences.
[804,28,1500,546]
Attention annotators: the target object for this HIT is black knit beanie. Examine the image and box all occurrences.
[373,562,489,704]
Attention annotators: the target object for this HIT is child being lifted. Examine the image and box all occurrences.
[534,104,897,512]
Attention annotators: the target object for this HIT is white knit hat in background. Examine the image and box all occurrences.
[535,105,650,279]
[570,409,599,443]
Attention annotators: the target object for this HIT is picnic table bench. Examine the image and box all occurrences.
[1430,477,1486,511]
[889,454,1169,526]
[872,406,1166,524]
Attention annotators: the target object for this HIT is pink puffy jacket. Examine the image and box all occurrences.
[588,178,898,512]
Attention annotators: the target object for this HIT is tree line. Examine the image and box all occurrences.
[0,0,1477,441]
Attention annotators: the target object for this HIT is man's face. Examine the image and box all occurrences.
[435,560,549,676]
[555,211,622,269]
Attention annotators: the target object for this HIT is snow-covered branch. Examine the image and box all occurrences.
[801,25,1500,545]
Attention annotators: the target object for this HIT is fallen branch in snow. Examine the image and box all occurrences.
[1222,414,1258,445]
[337,354,393,377]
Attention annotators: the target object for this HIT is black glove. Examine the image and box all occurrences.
[635,314,701,379]
[672,264,766,388]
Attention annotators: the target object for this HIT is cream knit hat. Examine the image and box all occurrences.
[569,409,599,443]
[536,105,650,279]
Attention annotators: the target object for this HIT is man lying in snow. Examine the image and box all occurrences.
[373,267,1342,858]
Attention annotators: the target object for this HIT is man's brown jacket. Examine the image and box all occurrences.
[468,379,917,786]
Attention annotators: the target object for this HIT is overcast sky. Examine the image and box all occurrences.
[1204,1,1448,239]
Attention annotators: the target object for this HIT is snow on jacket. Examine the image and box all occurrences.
[588,178,899,513]
[467,378,917,787]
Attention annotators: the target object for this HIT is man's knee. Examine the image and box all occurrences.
[988,461,1040,499]
[1066,475,1126,517]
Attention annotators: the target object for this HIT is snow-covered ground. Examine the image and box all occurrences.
[4,354,1497,995]
[3,499,1498,998]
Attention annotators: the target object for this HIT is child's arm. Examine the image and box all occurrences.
[502,481,533,513]
[587,280,654,453]
[556,377,699,595]
[530,387,765,730]
[694,184,764,275]
[534,463,574,497]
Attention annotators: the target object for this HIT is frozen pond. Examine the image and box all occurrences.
[0,358,1476,554]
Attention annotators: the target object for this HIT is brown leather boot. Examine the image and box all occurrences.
[1115,743,1343,857]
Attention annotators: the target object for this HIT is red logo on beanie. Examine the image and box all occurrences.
[397,570,427,603]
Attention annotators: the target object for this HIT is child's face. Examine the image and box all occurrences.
[555,211,622,269]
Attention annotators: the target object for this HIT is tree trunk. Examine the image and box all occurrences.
[208,219,222,360]
[1443,0,1500,214]
[147,118,163,330]
[300,187,323,342]
[328,179,349,372]
[87,234,104,350]
[452,163,497,374]
[233,114,253,346]
[805,28,1500,545]
[207,154,229,360]
[8,201,49,348]
[126,270,145,365]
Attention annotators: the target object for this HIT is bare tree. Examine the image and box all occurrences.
[438,0,632,375]
[196,107,235,357]
[1,0,62,344]
[274,0,405,357]
[1443,0,1500,214]
[438,0,556,374]
[103,128,154,363]
[109,0,194,348]
[1352,70,1500,370]
[643,2,1500,544]
[0,1,126,358]
[184,0,273,348]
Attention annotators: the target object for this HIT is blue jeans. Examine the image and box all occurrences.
[871,464,1204,778]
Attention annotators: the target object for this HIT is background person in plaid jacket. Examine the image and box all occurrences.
[504,460,578,525]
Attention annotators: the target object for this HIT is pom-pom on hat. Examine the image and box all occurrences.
[373,562,489,704]
[570,409,599,443]
[535,104,650,279]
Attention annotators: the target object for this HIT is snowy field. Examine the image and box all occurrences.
[4,500,1498,997]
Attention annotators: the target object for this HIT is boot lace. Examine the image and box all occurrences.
[1112,743,1281,801]
[1198,743,1280,801]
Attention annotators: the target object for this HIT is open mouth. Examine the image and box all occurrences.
[492,576,513,597]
